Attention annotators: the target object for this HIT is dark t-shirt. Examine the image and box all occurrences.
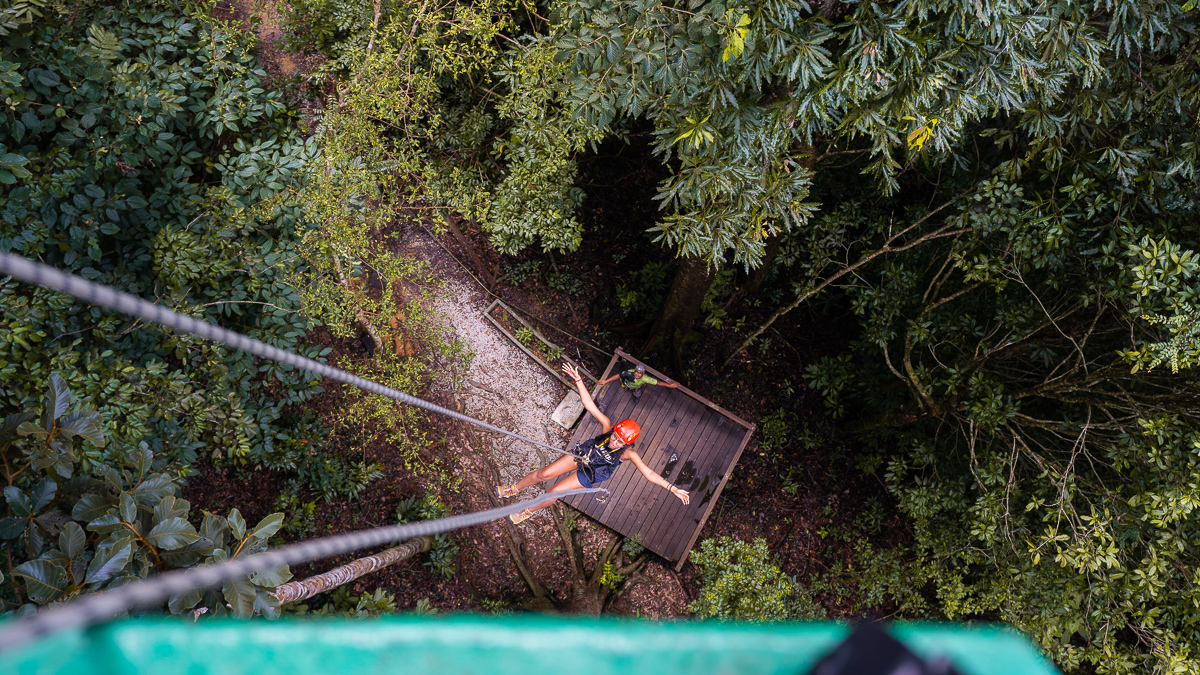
[579,432,624,469]
[577,432,627,485]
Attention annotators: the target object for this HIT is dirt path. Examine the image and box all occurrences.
[411,229,574,522]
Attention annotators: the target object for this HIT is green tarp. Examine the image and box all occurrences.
[2,615,1058,675]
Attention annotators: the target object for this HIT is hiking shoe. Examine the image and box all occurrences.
[509,508,534,525]
[495,484,519,499]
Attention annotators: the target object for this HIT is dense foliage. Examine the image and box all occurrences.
[0,0,366,611]
[0,0,332,476]
[2,375,288,616]
[778,4,1200,672]
[689,536,821,621]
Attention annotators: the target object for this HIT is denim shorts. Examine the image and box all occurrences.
[577,462,618,488]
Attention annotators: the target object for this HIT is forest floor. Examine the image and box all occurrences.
[183,0,910,619]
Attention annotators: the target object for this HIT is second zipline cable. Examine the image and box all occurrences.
[0,252,580,458]
[0,488,604,652]
[0,251,609,651]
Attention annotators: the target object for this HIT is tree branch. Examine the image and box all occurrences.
[725,202,961,366]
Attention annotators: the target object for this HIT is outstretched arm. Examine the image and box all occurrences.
[657,380,680,389]
[598,373,621,386]
[562,363,612,432]
[625,450,690,504]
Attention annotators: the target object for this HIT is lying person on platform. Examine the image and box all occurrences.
[496,363,690,524]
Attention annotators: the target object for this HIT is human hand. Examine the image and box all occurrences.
[669,485,690,504]
[561,363,582,383]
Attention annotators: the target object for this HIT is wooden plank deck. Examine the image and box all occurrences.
[555,348,755,570]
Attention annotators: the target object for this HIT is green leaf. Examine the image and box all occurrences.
[146,517,199,550]
[87,24,122,61]
[162,539,214,568]
[222,575,257,617]
[127,475,174,504]
[99,465,124,491]
[59,412,106,447]
[5,486,31,518]
[25,523,44,558]
[30,478,56,512]
[17,421,48,440]
[246,513,283,541]
[86,543,132,584]
[87,514,125,534]
[119,493,137,523]
[228,509,246,540]
[45,374,71,421]
[249,564,291,588]
[132,443,152,477]
[153,495,189,524]
[0,413,35,439]
[14,560,67,604]
[168,588,202,614]
[72,493,115,522]
[200,512,229,549]
[59,522,85,559]
[0,517,24,539]
[254,588,282,619]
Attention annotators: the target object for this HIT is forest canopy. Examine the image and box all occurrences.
[3,0,1200,673]
[288,0,1200,670]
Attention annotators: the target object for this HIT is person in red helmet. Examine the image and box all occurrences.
[496,363,690,524]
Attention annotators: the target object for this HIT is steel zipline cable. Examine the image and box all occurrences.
[0,489,604,653]
[0,252,581,459]
[0,252,605,652]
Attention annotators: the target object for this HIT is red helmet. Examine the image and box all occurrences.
[612,419,641,444]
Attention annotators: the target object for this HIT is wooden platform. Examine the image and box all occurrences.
[555,348,755,570]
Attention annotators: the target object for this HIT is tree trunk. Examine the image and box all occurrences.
[332,253,383,350]
[640,255,714,370]
[743,235,782,301]
[550,505,649,615]
[273,537,431,605]
[446,216,495,287]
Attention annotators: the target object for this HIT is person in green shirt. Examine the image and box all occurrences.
[598,364,679,400]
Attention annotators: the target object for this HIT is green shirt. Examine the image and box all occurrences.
[619,369,658,390]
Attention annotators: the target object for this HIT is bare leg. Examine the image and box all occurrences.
[527,471,585,514]
[513,454,577,490]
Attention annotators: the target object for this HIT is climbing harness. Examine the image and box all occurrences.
[0,488,604,653]
[572,432,627,489]
[574,441,598,486]
[0,251,615,652]
[0,252,585,461]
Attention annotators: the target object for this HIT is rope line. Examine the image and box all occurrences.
[416,223,613,357]
[0,252,583,460]
[0,488,603,653]
[0,253,608,650]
